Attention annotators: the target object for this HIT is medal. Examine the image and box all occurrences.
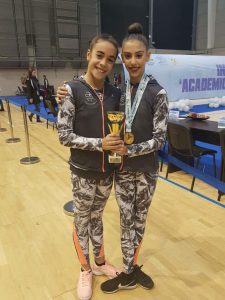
[124,132,134,144]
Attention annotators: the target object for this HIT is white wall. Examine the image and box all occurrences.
[0,67,86,96]
[196,0,225,55]
[0,64,123,96]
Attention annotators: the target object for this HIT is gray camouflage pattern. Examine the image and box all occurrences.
[57,84,102,152]
[71,172,113,264]
[114,89,168,273]
[114,170,157,273]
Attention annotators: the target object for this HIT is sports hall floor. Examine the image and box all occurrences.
[0,104,225,300]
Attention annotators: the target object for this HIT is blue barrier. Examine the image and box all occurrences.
[159,150,225,194]
[5,96,57,123]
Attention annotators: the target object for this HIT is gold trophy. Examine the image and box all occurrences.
[107,111,125,163]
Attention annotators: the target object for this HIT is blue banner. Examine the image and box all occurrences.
[121,54,225,101]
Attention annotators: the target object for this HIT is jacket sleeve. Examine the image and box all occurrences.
[126,89,169,157]
[57,84,103,151]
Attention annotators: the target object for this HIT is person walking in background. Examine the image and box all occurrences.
[42,74,55,107]
[57,33,123,300]
[101,22,169,294]
[26,67,42,122]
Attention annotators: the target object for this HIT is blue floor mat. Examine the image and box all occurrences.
[2,95,57,123]
[190,103,225,114]
[172,103,225,116]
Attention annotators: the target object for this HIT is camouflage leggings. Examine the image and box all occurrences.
[71,172,113,265]
[114,170,158,273]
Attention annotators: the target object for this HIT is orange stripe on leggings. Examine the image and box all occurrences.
[99,242,105,258]
[73,226,88,265]
[133,241,142,265]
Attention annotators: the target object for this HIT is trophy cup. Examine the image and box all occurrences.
[107,111,125,163]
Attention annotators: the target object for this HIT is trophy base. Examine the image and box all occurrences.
[108,154,121,164]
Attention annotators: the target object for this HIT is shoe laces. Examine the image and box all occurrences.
[135,265,145,277]
[81,270,92,287]
[116,271,130,279]
[135,265,151,281]
[112,271,124,283]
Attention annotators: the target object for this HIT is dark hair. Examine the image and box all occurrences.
[28,67,37,78]
[122,23,148,50]
[89,33,119,57]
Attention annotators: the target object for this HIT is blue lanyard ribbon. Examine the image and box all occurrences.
[125,73,149,132]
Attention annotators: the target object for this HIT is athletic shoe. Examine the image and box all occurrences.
[101,271,137,293]
[77,269,93,300]
[134,264,154,289]
[92,260,120,279]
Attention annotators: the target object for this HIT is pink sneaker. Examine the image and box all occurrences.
[77,270,92,300]
[92,260,121,279]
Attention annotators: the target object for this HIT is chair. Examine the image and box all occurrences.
[218,130,225,201]
[166,122,217,191]
[44,99,58,129]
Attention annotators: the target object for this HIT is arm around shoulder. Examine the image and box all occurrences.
[57,84,103,152]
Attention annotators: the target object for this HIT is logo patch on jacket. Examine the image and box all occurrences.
[84,92,98,105]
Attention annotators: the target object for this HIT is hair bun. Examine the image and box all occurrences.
[127,23,143,35]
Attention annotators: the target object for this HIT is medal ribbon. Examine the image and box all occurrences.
[125,73,149,132]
